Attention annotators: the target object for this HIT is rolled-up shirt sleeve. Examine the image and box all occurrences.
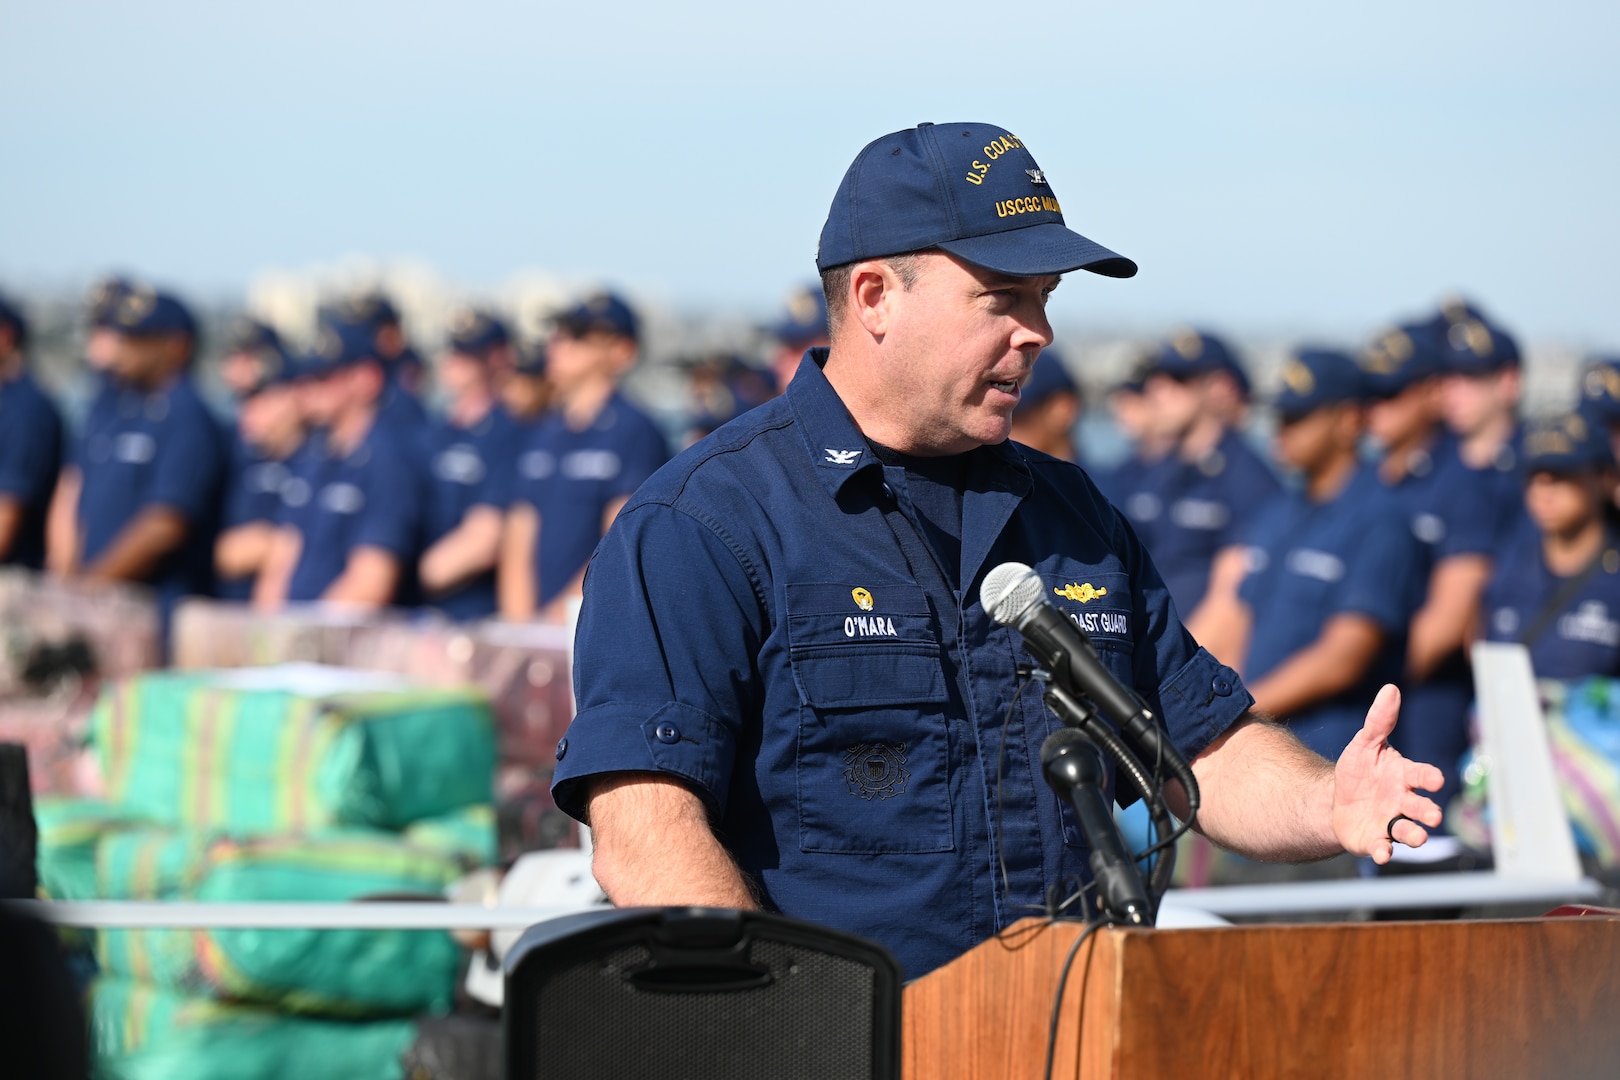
[551,501,765,822]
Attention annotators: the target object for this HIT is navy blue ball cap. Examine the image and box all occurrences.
[513,339,548,375]
[815,122,1136,279]
[1428,294,1494,334]
[241,343,298,396]
[225,315,281,355]
[1272,348,1364,421]
[86,275,135,327]
[771,284,829,345]
[111,287,196,337]
[1440,317,1521,376]
[446,308,511,358]
[335,292,401,329]
[558,291,638,342]
[1579,357,1620,423]
[1143,329,1243,383]
[0,293,25,348]
[309,318,377,375]
[1358,322,1444,399]
[1524,410,1614,474]
[1015,349,1078,413]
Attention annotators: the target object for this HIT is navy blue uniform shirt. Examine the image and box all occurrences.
[216,429,300,601]
[553,351,1251,979]
[420,406,522,620]
[284,419,420,603]
[510,390,668,609]
[1139,430,1280,614]
[1484,524,1620,679]
[0,372,63,569]
[1239,464,1423,759]
[76,376,225,607]
[1379,436,1499,807]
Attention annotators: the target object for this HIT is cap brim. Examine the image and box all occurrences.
[938,222,1137,279]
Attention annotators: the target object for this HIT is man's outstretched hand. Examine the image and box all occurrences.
[1332,684,1446,865]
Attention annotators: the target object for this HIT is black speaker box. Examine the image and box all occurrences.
[503,907,901,1080]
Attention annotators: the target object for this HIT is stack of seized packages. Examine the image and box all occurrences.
[35,665,499,1080]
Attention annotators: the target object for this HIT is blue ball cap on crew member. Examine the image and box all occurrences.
[224,315,282,355]
[1523,411,1615,474]
[1272,348,1364,422]
[558,291,639,343]
[110,287,196,337]
[513,339,548,376]
[446,308,511,358]
[1358,322,1444,400]
[86,275,135,328]
[1142,329,1244,385]
[1015,349,1078,414]
[771,284,830,345]
[0,293,26,349]
[816,122,1137,278]
[306,318,377,377]
[1578,357,1620,424]
[1439,317,1521,376]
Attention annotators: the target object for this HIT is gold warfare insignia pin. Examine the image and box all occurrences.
[1281,359,1315,396]
[851,587,874,611]
[1055,583,1107,604]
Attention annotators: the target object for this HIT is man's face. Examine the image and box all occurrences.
[239,385,303,452]
[871,252,1057,455]
[108,333,165,384]
[547,326,635,391]
[300,370,350,427]
[1142,372,1205,442]
[1274,405,1347,475]
[85,327,121,372]
[1364,380,1437,450]
[435,350,484,401]
[1439,370,1514,438]
[1526,470,1605,536]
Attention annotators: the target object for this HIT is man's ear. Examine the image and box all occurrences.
[848,261,901,341]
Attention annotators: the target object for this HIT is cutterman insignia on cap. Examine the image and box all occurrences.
[852,587,874,611]
[1055,583,1108,604]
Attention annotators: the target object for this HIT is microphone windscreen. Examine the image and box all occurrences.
[981,561,1043,626]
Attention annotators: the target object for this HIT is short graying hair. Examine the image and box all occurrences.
[819,253,928,337]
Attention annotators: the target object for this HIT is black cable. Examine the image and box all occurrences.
[1042,919,1103,1080]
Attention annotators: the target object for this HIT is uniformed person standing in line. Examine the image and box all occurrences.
[215,350,306,601]
[64,288,226,618]
[1576,356,1620,494]
[1128,330,1279,614]
[1482,412,1620,678]
[0,295,64,568]
[331,293,428,430]
[1008,348,1082,463]
[1437,314,1526,546]
[1193,349,1423,759]
[45,276,133,577]
[1091,357,1168,510]
[767,284,831,395]
[218,316,286,400]
[417,308,523,621]
[497,292,668,622]
[254,321,421,609]
[1361,321,1498,813]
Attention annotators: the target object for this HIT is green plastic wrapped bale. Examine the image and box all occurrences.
[35,798,139,901]
[91,976,416,1080]
[93,671,496,835]
[402,803,498,869]
[97,832,463,1015]
[96,829,211,899]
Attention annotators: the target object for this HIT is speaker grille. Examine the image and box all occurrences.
[522,937,878,1079]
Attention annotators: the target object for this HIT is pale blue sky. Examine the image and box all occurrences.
[2,1,1617,345]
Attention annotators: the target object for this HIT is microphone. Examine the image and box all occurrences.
[980,561,1198,808]
[1040,728,1151,925]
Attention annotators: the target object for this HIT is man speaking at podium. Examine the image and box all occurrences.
[550,122,1445,980]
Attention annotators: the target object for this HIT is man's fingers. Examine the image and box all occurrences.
[1401,793,1444,828]
[1360,683,1401,743]
[1392,817,1429,849]
[1406,760,1446,797]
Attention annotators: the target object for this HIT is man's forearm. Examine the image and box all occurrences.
[1180,713,1340,863]
[586,773,758,909]
[420,506,502,594]
[83,507,188,583]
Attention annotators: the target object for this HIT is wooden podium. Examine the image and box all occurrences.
[902,915,1620,1079]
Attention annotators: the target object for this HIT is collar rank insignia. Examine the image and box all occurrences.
[824,448,861,465]
[1055,582,1107,604]
[852,587,874,611]
[1025,169,1047,185]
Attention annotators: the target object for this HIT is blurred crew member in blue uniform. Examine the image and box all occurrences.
[1577,357,1620,489]
[767,284,830,394]
[1195,349,1423,759]
[1129,330,1279,613]
[66,288,225,616]
[331,292,427,430]
[1092,356,1169,509]
[1008,348,1082,463]
[498,292,668,621]
[255,321,420,609]
[1482,412,1620,678]
[1438,314,1525,546]
[215,344,305,601]
[46,276,134,577]
[1361,322,1498,812]
[218,315,285,400]
[0,295,63,568]
[417,308,522,621]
